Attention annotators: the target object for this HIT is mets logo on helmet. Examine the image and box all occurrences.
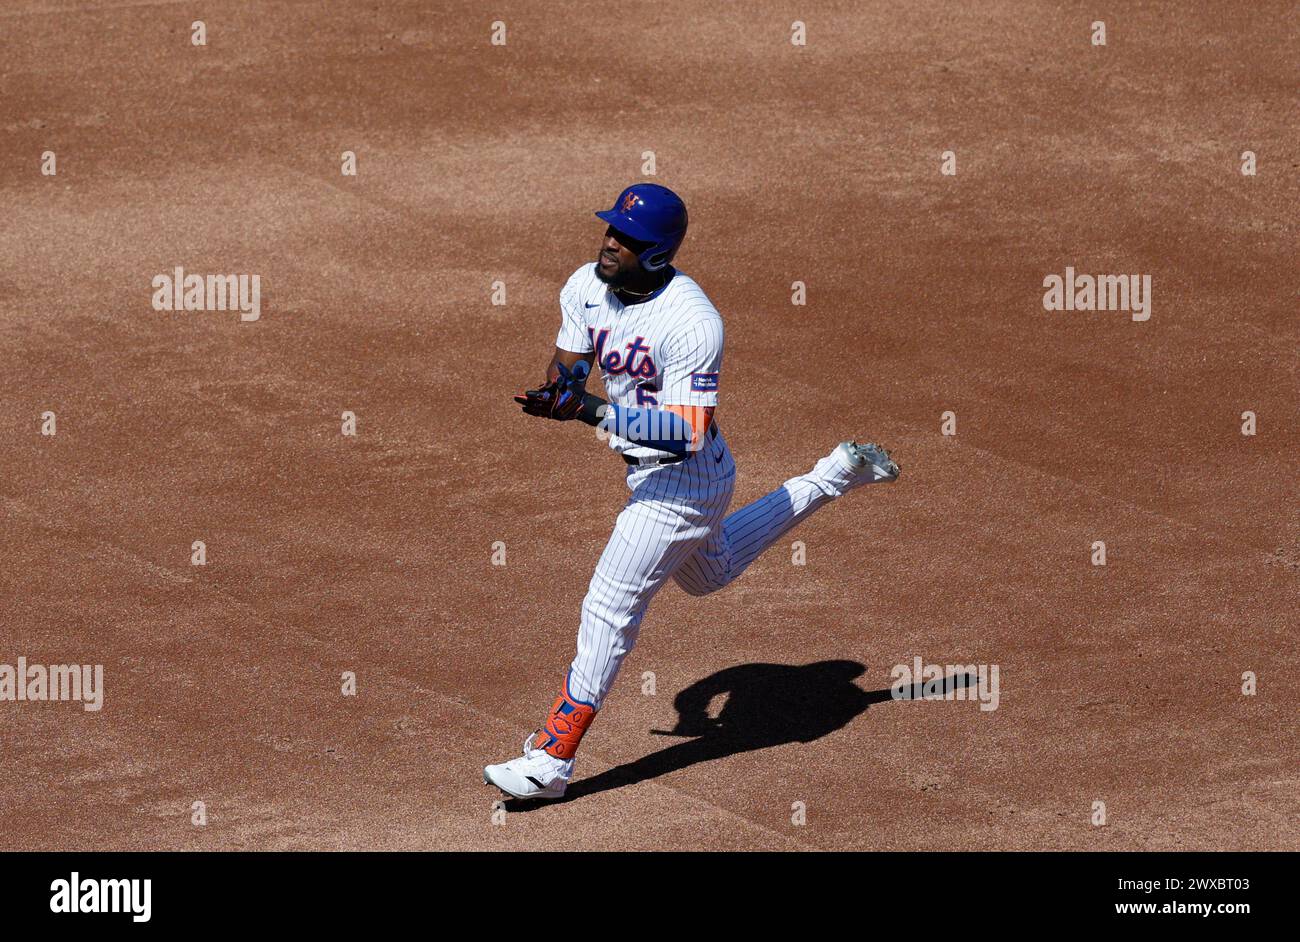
[621,192,641,212]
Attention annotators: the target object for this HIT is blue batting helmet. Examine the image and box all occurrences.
[595,183,688,271]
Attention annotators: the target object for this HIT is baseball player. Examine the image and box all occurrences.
[485,183,900,801]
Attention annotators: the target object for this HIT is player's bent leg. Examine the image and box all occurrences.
[673,480,822,594]
[671,526,732,596]
[672,440,900,596]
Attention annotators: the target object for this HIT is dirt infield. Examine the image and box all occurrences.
[1,1,1295,851]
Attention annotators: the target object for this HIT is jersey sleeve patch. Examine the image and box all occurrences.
[690,372,719,392]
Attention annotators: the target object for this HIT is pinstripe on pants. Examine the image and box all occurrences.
[567,428,852,707]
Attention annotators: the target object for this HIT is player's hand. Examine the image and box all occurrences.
[514,360,590,421]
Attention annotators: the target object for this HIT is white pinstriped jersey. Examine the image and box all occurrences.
[555,263,723,457]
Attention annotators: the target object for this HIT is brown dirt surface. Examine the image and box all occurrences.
[1,1,1295,851]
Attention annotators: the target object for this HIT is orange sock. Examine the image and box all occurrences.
[533,672,597,760]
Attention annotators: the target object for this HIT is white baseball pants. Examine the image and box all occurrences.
[566,429,858,708]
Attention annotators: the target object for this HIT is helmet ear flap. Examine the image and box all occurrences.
[641,248,670,271]
[639,230,685,272]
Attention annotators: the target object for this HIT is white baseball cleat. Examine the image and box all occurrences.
[836,441,901,482]
[483,734,571,801]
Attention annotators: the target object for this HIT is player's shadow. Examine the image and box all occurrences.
[502,659,974,810]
